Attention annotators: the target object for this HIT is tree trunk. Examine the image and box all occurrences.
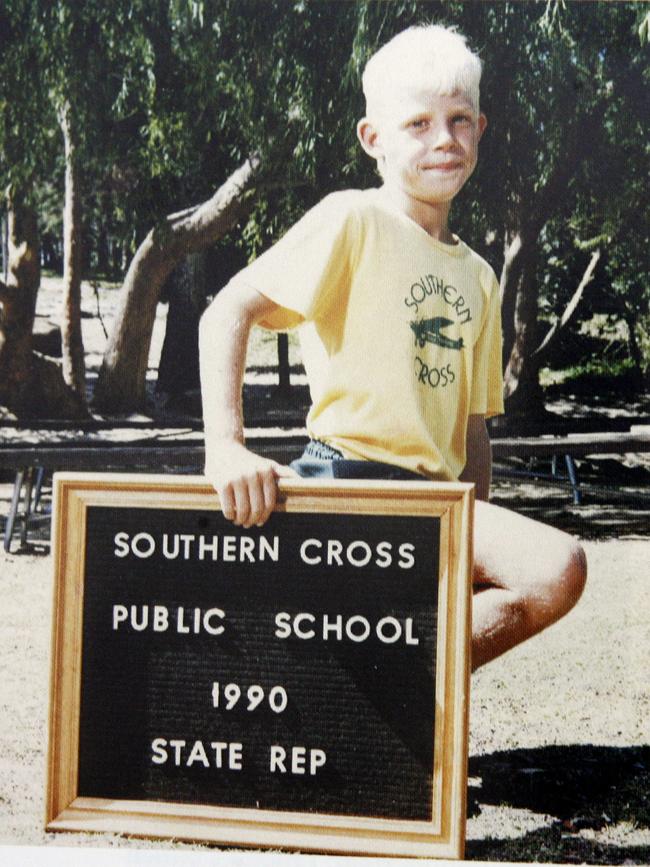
[624,311,647,388]
[155,252,206,403]
[0,195,40,412]
[496,220,545,419]
[93,154,260,413]
[59,101,87,405]
[502,234,546,416]
[496,99,599,417]
[0,192,87,419]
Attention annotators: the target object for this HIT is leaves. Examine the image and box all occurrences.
[1,0,648,376]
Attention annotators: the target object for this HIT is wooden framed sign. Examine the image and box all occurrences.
[47,472,473,859]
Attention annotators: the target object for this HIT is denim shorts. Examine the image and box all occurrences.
[289,440,427,481]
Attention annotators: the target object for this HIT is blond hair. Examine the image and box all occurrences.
[361,24,482,119]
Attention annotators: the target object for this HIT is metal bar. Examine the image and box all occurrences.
[4,469,26,553]
[565,454,582,505]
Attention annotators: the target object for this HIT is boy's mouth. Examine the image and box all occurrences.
[422,160,463,172]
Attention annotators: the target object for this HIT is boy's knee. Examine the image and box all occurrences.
[537,536,587,626]
[559,539,587,614]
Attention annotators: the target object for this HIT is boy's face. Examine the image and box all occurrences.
[358,86,486,208]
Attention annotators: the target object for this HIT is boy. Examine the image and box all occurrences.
[199,24,586,670]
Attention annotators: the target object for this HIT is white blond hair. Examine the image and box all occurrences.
[361,24,482,118]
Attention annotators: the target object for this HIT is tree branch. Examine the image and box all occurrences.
[94,152,264,412]
[166,152,262,242]
[533,248,601,358]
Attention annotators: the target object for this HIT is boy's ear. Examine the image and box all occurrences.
[477,113,488,140]
[357,118,383,159]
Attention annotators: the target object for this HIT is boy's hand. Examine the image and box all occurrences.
[206,441,299,528]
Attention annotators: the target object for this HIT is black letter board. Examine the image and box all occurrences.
[47,473,473,858]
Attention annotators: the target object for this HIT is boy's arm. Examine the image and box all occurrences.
[459,414,492,501]
[199,282,298,527]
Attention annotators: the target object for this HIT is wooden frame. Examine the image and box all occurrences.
[47,472,473,859]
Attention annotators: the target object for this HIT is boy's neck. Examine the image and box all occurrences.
[379,185,456,244]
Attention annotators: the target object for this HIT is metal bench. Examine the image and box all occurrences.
[0,430,306,552]
[2,427,649,551]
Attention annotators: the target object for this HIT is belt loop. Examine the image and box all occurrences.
[305,439,344,460]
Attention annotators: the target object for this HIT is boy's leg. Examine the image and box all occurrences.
[471,500,587,670]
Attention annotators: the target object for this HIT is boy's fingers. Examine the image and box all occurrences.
[259,471,279,525]
[245,473,268,528]
[232,479,252,527]
[208,456,297,526]
[218,483,237,523]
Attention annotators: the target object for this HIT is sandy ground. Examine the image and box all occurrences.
[0,485,648,865]
[1,278,649,863]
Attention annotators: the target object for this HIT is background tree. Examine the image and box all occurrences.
[455,0,648,413]
[1,0,647,421]
[0,0,87,417]
[93,0,369,411]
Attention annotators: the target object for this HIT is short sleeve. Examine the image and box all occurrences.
[228,192,360,331]
[469,269,504,417]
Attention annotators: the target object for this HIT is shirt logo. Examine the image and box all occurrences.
[410,317,464,351]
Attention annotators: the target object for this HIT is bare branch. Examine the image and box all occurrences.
[533,248,601,358]
[168,152,262,242]
[94,153,263,412]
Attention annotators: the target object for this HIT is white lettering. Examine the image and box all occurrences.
[310,748,327,775]
[404,618,420,645]
[274,612,292,639]
[298,538,417,569]
[376,616,402,644]
[177,606,190,633]
[269,746,327,776]
[239,536,255,562]
[112,604,128,630]
[346,540,372,568]
[162,533,179,559]
[398,543,416,570]
[187,740,210,768]
[273,612,420,646]
[198,535,219,560]
[293,612,316,640]
[179,534,194,559]
[151,737,167,764]
[222,536,237,561]
[269,745,286,773]
[375,541,393,568]
[169,739,186,765]
[345,615,371,642]
[259,535,280,562]
[149,738,243,769]
[131,532,156,559]
[152,605,169,632]
[203,608,226,635]
[113,532,130,558]
[300,539,321,565]
[131,605,149,631]
[327,539,344,566]
[322,614,343,640]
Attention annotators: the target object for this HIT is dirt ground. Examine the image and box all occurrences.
[0,472,648,865]
[1,279,649,863]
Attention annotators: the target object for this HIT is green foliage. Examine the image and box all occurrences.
[1,0,648,384]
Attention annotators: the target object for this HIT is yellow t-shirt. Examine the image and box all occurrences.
[232,188,504,481]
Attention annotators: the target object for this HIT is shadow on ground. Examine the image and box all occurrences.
[490,489,650,540]
[467,744,650,864]
[490,455,650,540]
[467,826,649,865]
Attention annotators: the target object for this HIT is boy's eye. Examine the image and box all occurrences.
[452,114,472,125]
[410,118,429,130]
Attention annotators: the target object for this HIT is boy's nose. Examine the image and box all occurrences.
[431,124,455,149]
